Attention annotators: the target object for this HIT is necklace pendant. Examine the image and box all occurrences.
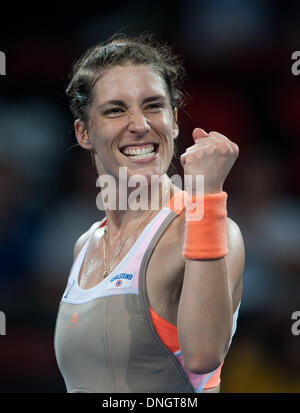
[103,267,110,278]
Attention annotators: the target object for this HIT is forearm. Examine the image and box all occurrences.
[177,257,233,374]
[178,128,241,374]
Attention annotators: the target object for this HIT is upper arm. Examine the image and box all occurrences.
[73,221,102,261]
[225,217,245,311]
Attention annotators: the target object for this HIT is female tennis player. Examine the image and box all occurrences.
[54,34,244,393]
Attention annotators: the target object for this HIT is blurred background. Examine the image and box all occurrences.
[0,0,300,392]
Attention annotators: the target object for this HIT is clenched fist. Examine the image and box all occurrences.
[180,128,239,195]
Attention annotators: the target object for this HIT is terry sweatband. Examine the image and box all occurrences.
[183,191,228,259]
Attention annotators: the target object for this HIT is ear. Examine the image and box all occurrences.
[74,119,93,150]
[172,108,179,139]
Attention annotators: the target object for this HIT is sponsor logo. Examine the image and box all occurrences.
[110,273,134,282]
[109,273,134,289]
[67,312,80,328]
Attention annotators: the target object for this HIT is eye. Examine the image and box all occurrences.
[145,103,164,111]
[103,107,124,116]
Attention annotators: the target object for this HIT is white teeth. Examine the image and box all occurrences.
[122,144,155,156]
[127,152,156,160]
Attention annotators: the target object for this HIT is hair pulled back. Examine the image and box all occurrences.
[66,33,186,125]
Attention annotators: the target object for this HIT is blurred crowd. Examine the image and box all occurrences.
[0,0,300,392]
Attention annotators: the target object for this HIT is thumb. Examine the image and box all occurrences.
[193,128,209,143]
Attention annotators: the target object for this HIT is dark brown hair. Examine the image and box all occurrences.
[66,33,186,169]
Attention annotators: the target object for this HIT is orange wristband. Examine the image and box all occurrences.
[183,192,228,260]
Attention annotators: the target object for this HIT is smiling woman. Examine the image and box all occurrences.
[74,63,179,185]
[65,34,185,173]
[54,33,244,394]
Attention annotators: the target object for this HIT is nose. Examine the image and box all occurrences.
[127,110,150,137]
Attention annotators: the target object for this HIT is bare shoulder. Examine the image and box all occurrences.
[226,217,245,267]
[73,221,103,260]
[225,217,245,308]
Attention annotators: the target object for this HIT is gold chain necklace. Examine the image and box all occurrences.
[102,213,154,278]
[102,183,171,278]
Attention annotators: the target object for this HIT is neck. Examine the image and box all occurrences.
[101,174,173,237]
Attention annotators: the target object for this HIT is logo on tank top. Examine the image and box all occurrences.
[67,312,79,328]
[109,273,134,289]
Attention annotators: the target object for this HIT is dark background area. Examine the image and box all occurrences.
[0,0,300,392]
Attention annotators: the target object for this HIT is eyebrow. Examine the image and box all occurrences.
[97,95,167,110]
[142,95,167,104]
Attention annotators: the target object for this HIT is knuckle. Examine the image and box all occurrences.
[197,144,212,154]
[210,131,226,141]
[204,145,215,155]
[218,142,230,153]
[209,131,218,137]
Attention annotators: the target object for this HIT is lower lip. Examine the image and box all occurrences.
[121,151,159,164]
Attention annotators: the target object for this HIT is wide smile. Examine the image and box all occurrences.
[118,143,159,163]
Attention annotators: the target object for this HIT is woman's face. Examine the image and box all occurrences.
[78,64,178,184]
